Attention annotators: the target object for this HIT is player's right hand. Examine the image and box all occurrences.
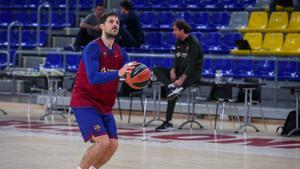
[118,61,138,77]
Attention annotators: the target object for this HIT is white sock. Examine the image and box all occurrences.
[77,167,82,169]
[89,166,97,169]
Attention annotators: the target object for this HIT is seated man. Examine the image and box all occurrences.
[153,20,203,132]
[73,3,105,51]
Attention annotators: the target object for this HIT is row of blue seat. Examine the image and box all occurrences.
[127,31,242,54]
[1,53,298,81]
[132,0,256,10]
[0,11,74,28]
[140,11,230,31]
[0,30,48,49]
[0,0,102,9]
[130,57,300,81]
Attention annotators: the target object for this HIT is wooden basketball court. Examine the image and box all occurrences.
[0,102,299,169]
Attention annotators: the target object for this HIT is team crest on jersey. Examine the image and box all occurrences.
[94,125,101,132]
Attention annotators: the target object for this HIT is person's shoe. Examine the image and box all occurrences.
[155,121,174,132]
[167,85,183,100]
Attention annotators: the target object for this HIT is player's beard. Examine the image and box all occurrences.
[105,28,118,39]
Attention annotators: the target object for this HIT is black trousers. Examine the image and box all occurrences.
[153,67,197,122]
[74,28,97,50]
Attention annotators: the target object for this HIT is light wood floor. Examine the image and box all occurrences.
[0,102,299,169]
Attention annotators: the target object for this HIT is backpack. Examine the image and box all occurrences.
[276,110,300,136]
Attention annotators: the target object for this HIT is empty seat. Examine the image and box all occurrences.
[52,11,75,28]
[141,32,163,52]
[163,32,176,50]
[44,54,63,69]
[223,11,249,30]
[0,11,13,27]
[66,54,81,73]
[212,59,234,77]
[220,0,240,9]
[278,61,298,81]
[231,33,263,55]
[233,59,254,78]
[139,12,156,29]
[221,32,242,52]
[275,33,300,56]
[201,0,220,9]
[192,32,202,42]
[239,11,268,32]
[185,0,201,8]
[163,0,183,9]
[264,12,288,32]
[252,33,284,55]
[209,12,230,29]
[157,11,174,28]
[202,58,214,78]
[192,12,209,29]
[286,12,300,33]
[238,0,256,8]
[201,32,222,54]
[253,60,275,80]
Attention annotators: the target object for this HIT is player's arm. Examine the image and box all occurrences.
[82,42,119,84]
[80,14,99,31]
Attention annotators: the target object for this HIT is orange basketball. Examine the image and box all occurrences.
[125,62,151,89]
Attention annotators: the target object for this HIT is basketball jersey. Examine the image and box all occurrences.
[70,38,123,114]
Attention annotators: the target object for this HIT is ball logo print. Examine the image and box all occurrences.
[125,62,151,89]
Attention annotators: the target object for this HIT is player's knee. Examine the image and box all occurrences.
[93,135,110,150]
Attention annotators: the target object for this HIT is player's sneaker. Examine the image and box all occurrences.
[155,121,174,132]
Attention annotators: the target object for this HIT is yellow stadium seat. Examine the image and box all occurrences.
[274,33,300,56]
[264,12,288,32]
[231,33,263,55]
[286,12,300,33]
[252,33,284,55]
[238,12,268,32]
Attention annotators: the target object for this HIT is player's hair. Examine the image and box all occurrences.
[172,20,191,34]
[95,3,104,8]
[120,0,132,10]
[99,11,120,24]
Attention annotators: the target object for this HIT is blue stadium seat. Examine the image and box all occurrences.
[0,11,13,27]
[253,60,275,80]
[140,32,163,52]
[10,0,27,9]
[212,59,234,77]
[44,54,63,69]
[238,0,256,8]
[185,0,201,8]
[191,32,202,42]
[233,59,254,78]
[0,30,6,47]
[132,0,148,9]
[0,50,16,69]
[0,0,10,8]
[192,12,209,30]
[27,0,40,8]
[202,58,214,78]
[149,0,162,9]
[201,32,222,54]
[52,11,74,28]
[220,0,239,9]
[201,0,220,9]
[209,12,230,29]
[163,0,183,9]
[66,54,81,73]
[278,61,298,81]
[221,32,242,53]
[163,32,176,51]
[139,12,156,29]
[157,11,174,28]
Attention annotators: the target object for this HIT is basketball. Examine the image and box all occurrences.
[125,62,151,89]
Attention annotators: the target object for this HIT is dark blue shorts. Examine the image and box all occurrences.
[72,107,118,142]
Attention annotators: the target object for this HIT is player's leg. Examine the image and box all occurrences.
[73,108,111,169]
[94,114,119,168]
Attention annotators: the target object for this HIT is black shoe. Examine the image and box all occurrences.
[167,84,183,100]
[155,121,174,132]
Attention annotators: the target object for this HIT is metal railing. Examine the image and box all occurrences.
[7,21,22,68]
[37,1,52,47]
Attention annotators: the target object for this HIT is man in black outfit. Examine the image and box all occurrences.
[154,20,203,132]
[118,0,144,48]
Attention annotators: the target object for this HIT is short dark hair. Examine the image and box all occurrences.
[120,0,132,10]
[99,11,120,24]
[172,20,191,34]
[95,3,104,8]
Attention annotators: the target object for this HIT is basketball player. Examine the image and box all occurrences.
[70,11,135,169]
[153,20,203,132]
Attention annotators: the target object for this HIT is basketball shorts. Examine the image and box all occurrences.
[72,107,118,142]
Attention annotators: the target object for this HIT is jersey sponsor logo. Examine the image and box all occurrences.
[94,124,101,132]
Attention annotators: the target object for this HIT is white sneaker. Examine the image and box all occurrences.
[167,86,183,100]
